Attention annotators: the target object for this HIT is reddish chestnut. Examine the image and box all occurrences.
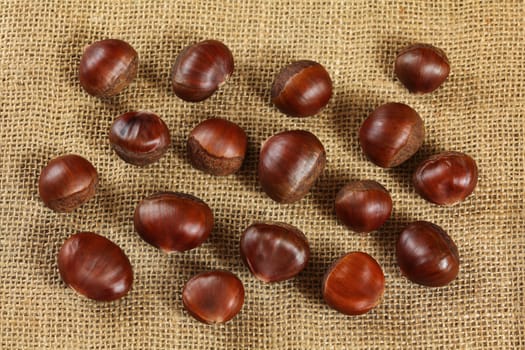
[335,180,393,233]
[359,102,425,168]
[323,252,385,315]
[134,192,213,252]
[413,151,478,205]
[258,130,326,203]
[79,39,138,98]
[38,154,98,212]
[271,60,332,117]
[187,118,247,176]
[182,270,244,324]
[109,111,171,166]
[171,40,234,102]
[396,221,459,287]
[240,222,310,282]
[58,232,133,301]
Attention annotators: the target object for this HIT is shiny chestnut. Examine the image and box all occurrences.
[359,102,424,168]
[396,221,459,287]
[413,151,478,205]
[171,40,234,102]
[271,60,332,117]
[134,192,213,252]
[323,252,385,315]
[187,118,247,176]
[182,270,244,324]
[79,39,138,98]
[58,232,133,301]
[38,154,98,212]
[240,222,310,282]
[258,130,326,203]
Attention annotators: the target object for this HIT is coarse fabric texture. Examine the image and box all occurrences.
[0,1,523,349]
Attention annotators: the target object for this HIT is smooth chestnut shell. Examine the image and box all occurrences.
[335,180,393,233]
[271,60,332,117]
[58,232,133,301]
[240,222,310,282]
[413,151,478,205]
[109,111,171,166]
[396,221,459,287]
[182,270,244,324]
[359,102,424,168]
[134,192,213,252]
[323,252,385,315]
[79,39,138,98]
[258,130,326,203]
[38,154,98,212]
[171,40,234,102]
[187,118,247,176]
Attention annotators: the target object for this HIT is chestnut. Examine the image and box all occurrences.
[79,39,138,98]
[335,180,393,233]
[240,222,310,282]
[58,232,133,301]
[395,43,450,94]
[109,111,171,166]
[38,154,98,212]
[271,60,332,117]
[396,221,459,287]
[187,118,247,176]
[323,252,385,315]
[171,40,234,102]
[258,130,326,203]
[182,270,244,324]
[359,102,424,168]
[134,192,213,252]
[413,151,478,205]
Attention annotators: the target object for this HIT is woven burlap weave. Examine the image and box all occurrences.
[0,1,523,349]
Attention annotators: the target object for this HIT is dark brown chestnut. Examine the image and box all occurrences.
[182,270,244,324]
[335,180,393,233]
[323,252,385,315]
[109,111,171,166]
[134,192,213,252]
[396,221,459,287]
[38,154,98,212]
[171,40,234,102]
[271,60,332,117]
[79,39,138,98]
[359,102,425,168]
[413,151,478,205]
[395,43,450,94]
[187,118,247,176]
[240,222,310,282]
[258,130,326,203]
[58,232,133,301]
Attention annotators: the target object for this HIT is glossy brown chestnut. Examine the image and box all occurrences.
[187,118,247,176]
[171,40,234,102]
[58,232,133,301]
[38,154,98,212]
[258,130,326,203]
[79,39,138,98]
[240,222,310,282]
[396,221,459,287]
[395,43,450,94]
[109,111,171,166]
[359,102,425,168]
[323,252,385,315]
[335,180,393,233]
[182,270,244,324]
[271,60,332,117]
[134,192,213,252]
[413,151,478,205]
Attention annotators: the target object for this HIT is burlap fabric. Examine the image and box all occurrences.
[0,0,523,349]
